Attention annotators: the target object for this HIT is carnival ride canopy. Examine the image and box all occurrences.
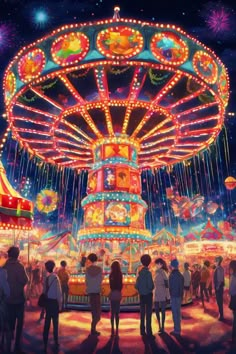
[3,18,229,170]
[0,161,33,230]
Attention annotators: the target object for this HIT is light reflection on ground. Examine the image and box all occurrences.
[20,297,235,353]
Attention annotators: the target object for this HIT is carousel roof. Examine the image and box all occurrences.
[0,161,33,230]
[200,219,222,240]
[152,228,175,244]
[184,232,200,242]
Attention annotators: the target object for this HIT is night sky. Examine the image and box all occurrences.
[0,0,236,235]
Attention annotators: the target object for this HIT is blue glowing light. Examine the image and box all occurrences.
[33,8,50,28]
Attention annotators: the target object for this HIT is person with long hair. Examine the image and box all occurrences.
[229,260,236,347]
[182,262,191,304]
[109,261,123,336]
[154,258,169,334]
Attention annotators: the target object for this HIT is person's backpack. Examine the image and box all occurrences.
[38,276,56,308]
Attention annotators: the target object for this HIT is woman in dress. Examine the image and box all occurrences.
[109,261,123,336]
[154,258,169,334]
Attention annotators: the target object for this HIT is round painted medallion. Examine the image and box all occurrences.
[4,71,16,105]
[151,31,189,65]
[18,49,46,83]
[97,26,143,59]
[218,67,229,106]
[193,51,218,85]
[51,32,89,66]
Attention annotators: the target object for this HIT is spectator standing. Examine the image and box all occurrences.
[4,246,29,354]
[169,259,184,336]
[0,266,10,347]
[0,266,10,298]
[32,261,41,297]
[38,264,47,322]
[229,260,236,346]
[43,260,62,352]
[135,254,154,338]
[154,258,169,334]
[200,260,210,308]
[109,261,123,336]
[191,264,201,299]
[183,262,191,303]
[207,265,215,298]
[85,253,103,336]
[80,254,87,273]
[57,260,70,311]
[214,256,225,321]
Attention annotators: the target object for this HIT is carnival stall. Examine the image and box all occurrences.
[183,219,236,263]
[37,229,78,263]
[0,161,34,262]
[145,228,176,259]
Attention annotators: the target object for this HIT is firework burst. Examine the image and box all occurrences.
[0,23,16,53]
[206,7,231,34]
[201,1,235,37]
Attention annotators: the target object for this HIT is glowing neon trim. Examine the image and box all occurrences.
[82,192,147,207]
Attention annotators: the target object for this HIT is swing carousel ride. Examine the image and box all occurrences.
[3,8,229,307]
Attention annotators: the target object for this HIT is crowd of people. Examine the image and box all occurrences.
[0,246,236,353]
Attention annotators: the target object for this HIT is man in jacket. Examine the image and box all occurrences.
[0,266,10,298]
[169,259,184,336]
[43,260,62,352]
[135,254,154,337]
[0,265,10,335]
[200,260,211,307]
[85,253,103,336]
[4,246,29,354]
[214,256,225,321]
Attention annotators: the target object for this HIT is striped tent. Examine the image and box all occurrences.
[152,228,175,245]
[38,230,77,254]
[200,219,222,240]
[0,161,33,230]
